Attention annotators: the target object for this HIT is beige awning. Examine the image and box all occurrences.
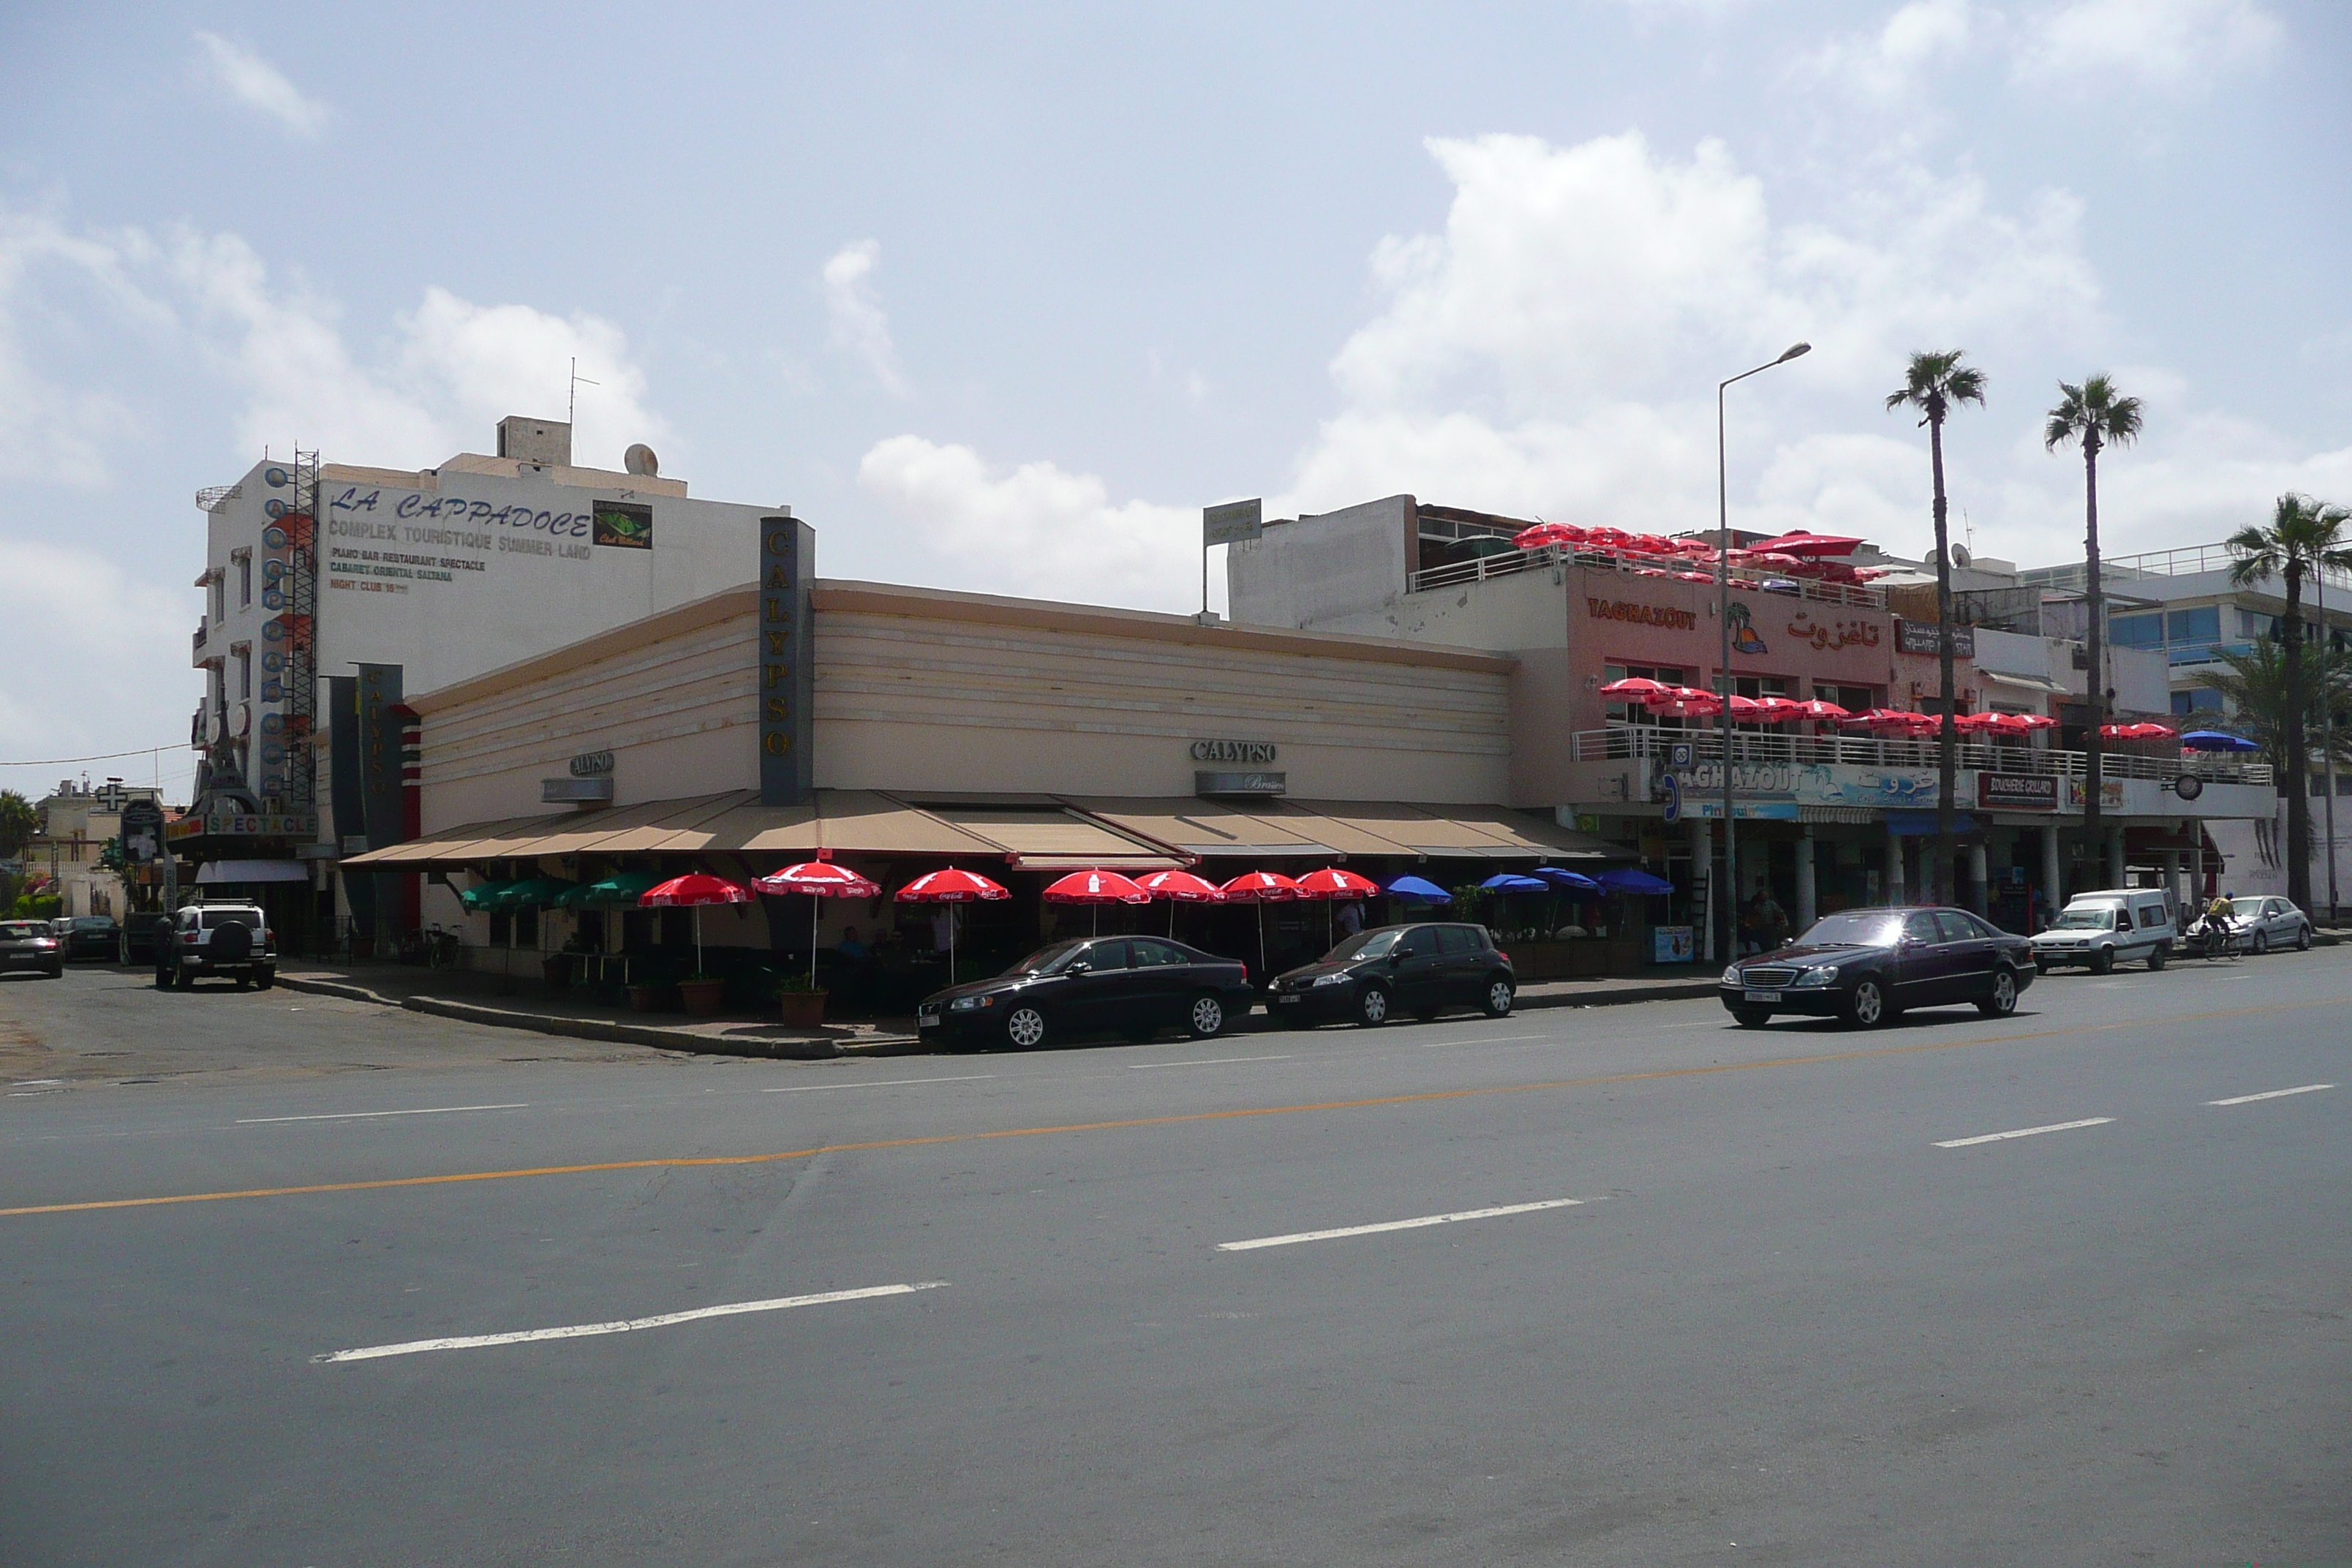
[1071,796,1628,863]
[911,803,1179,870]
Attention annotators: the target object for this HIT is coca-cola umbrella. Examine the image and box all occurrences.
[894,867,1011,984]
[1647,686,1722,719]
[1791,698,1851,722]
[1294,865,1381,944]
[1512,521,1582,550]
[1752,696,1806,723]
[1219,870,1302,975]
[1599,676,1674,699]
[640,872,757,979]
[1136,868,1226,935]
[1042,867,1150,936]
[755,860,883,989]
[1749,530,1863,557]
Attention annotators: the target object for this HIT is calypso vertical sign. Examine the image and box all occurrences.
[760,516,815,807]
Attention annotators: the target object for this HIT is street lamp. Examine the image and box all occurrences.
[1715,341,1810,964]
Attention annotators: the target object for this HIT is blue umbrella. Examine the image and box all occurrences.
[2180,730,2260,753]
[1385,875,1452,902]
[1480,872,1552,894]
[1529,866,1604,894]
[1595,866,1675,895]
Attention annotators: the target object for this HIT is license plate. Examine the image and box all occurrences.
[1743,989,1781,1003]
[1276,993,1300,1004]
[917,1014,938,1028]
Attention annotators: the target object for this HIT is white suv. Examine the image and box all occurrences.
[156,903,276,990]
[2030,889,2174,973]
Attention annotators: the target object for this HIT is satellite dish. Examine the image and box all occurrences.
[1950,543,1972,568]
[624,443,660,477]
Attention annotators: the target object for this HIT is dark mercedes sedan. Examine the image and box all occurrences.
[917,935,1254,1050]
[1719,906,2035,1029]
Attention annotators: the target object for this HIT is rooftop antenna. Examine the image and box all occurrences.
[1963,508,1975,556]
[568,358,600,430]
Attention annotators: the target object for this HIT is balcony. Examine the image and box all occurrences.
[1410,543,1886,609]
[1571,723,2273,789]
[192,619,208,660]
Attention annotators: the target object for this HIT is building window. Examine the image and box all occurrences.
[234,646,251,701]
[1603,663,1689,727]
[2109,612,2164,648]
[211,571,225,622]
[1820,684,1875,713]
[2171,688,2222,716]
[2166,606,2220,644]
[2237,608,2270,639]
[234,551,252,609]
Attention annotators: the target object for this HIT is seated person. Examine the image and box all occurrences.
[835,924,870,961]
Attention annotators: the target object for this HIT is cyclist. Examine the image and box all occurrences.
[2200,892,2237,959]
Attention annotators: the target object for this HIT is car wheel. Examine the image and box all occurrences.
[2251,930,2269,956]
[2296,924,2312,951]
[1732,1006,1771,1028]
[1003,1006,1047,1049]
[1187,993,1226,1039]
[1355,985,1390,1028]
[2146,944,2167,970]
[235,974,253,990]
[45,963,64,979]
[256,970,274,990]
[1842,979,1887,1030]
[1978,968,2019,1017]
[1480,976,1515,1018]
[2089,946,2114,975]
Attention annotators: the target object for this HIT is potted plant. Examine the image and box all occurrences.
[776,971,828,1029]
[677,972,727,1017]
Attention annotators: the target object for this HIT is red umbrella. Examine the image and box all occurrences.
[640,873,756,978]
[1220,870,1302,974]
[1752,530,1863,557]
[1137,867,1225,936]
[1599,676,1674,698]
[2014,714,2059,731]
[1626,533,1677,555]
[1647,686,1722,717]
[1725,693,1765,718]
[1752,696,1805,723]
[756,861,883,988]
[1043,868,1150,935]
[1792,698,1851,721]
[1842,708,1937,736]
[1583,525,1633,547]
[1297,865,1381,946]
[2102,721,2178,741]
[895,867,1011,984]
[1512,521,1581,549]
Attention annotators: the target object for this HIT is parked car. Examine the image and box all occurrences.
[60,915,120,962]
[1268,921,1516,1028]
[2029,889,2174,973]
[50,916,74,941]
[1719,906,2035,1029]
[917,935,1252,1050]
[2225,894,2315,955]
[0,920,66,979]
[120,911,172,965]
[155,902,276,990]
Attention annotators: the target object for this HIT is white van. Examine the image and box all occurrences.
[2029,889,2175,973]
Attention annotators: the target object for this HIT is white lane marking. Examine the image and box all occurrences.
[761,1075,995,1093]
[1130,1055,1294,1069]
[1219,1198,1583,1252]
[314,1281,948,1362]
[1935,1117,2113,1149]
[1417,1033,1553,1048]
[238,1103,529,1125]
[2206,1083,2334,1107]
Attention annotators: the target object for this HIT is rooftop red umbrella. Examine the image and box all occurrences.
[755,861,883,988]
[1646,686,1722,717]
[1512,521,1581,549]
[1220,870,1302,975]
[1752,530,1864,557]
[1842,708,1937,736]
[1725,693,1765,718]
[1583,525,1633,547]
[1626,533,1677,555]
[2014,713,2059,731]
[1599,676,1673,698]
[1792,698,1851,721]
[1043,867,1151,935]
[640,872,756,978]
[895,867,1011,984]
[1752,696,1804,723]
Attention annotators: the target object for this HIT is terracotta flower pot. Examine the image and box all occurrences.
[627,984,660,1013]
[679,978,727,1017]
[777,990,828,1030]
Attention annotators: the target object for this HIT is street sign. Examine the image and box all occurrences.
[1203,499,1263,546]
[118,800,164,864]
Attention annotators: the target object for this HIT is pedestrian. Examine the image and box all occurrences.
[1336,900,1362,938]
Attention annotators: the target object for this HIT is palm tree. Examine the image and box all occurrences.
[1888,350,1986,907]
[2202,638,2352,780]
[2225,493,2352,913]
[2044,376,2144,891]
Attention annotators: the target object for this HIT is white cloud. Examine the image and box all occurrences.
[398,287,671,467]
[1798,0,1977,101]
[857,436,1198,611]
[0,208,172,484]
[2012,0,2282,89]
[192,33,328,137]
[821,240,908,396]
[0,539,192,798]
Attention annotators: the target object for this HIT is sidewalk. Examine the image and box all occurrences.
[271,962,1725,1060]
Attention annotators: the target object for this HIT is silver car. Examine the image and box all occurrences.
[2226,895,2314,955]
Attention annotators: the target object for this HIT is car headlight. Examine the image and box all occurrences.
[1311,971,1351,987]
[1790,966,1838,988]
[949,995,983,1011]
[1722,965,1744,984]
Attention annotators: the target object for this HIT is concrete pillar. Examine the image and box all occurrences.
[2108,827,2127,889]
[2041,824,2064,928]
[1885,830,1906,907]
[1968,842,1989,916]
[1796,826,1818,932]
[1692,815,1714,964]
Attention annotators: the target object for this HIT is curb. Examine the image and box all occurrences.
[1515,981,1720,1009]
[272,974,851,1060]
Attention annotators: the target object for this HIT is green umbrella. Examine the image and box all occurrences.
[486,875,578,911]
[566,869,663,907]
[456,878,519,912]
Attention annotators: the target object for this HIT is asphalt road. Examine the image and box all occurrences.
[4,953,2348,1566]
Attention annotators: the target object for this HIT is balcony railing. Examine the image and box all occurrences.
[192,619,208,660]
[1571,723,2273,788]
[2019,542,2352,595]
[1410,543,1886,608]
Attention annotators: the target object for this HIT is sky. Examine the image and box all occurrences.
[3,0,2348,804]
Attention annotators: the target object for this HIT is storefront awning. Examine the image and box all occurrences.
[1074,797,1630,863]
[195,859,310,883]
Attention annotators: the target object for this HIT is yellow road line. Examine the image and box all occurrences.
[5,994,2340,1219]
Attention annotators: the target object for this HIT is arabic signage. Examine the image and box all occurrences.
[1586,597,1697,631]
[1785,610,1883,652]
[758,516,815,807]
[1979,772,2059,811]
[1894,618,1974,657]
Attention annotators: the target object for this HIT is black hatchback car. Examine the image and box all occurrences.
[1270,921,1516,1028]
[918,935,1254,1050]
[1719,906,2035,1029]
